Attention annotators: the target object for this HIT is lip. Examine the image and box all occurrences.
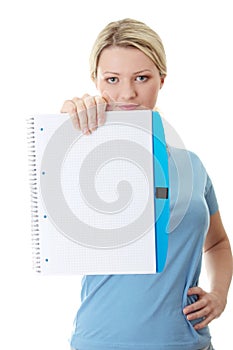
[117,104,141,111]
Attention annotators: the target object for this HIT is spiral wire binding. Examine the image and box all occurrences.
[27,117,41,273]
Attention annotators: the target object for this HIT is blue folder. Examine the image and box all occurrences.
[152,111,169,272]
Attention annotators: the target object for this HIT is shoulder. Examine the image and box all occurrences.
[168,145,205,170]
[168,146,210,192]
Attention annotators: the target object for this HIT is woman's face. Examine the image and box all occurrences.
[95,46,165,110]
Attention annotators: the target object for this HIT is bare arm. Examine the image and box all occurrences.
[204,210,232,305]
[183,210,232,330]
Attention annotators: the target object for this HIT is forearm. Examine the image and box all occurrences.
[204,237,232,302]
[184,212,232,329]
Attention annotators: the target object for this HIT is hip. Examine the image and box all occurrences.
[71,344,214,350]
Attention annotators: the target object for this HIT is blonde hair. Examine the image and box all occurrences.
[90,18,167,80]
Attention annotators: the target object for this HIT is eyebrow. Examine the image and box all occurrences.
[103,69,153,75]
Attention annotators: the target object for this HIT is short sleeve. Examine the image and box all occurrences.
[205,174,219,216]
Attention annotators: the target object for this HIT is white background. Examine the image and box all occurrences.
[0,0,232,349]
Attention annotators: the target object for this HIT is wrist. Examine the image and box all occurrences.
[209,289,227,307]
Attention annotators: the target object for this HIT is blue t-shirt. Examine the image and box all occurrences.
[70,147,219,350]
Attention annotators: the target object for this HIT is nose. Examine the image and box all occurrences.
[118,81,137,101]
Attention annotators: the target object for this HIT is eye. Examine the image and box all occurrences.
[107,77,118,84]
[136,75,148,82]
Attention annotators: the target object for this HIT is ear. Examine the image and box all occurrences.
[91,74,97,86]
[160,75,166,89]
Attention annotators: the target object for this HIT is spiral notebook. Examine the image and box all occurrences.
[27,110,169,275]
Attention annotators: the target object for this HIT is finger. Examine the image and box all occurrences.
[186,304,210,321]
[194,314,213,330]
[61,100,80,130]
[72,97,90,135]
[183,298,207,315]
[187,287,205,296]
[61,99,76,114]
[83,96,98,131]
[95,95,107,126]
[70,112,81,130]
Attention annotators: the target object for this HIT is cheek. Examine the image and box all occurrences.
[96,81,117,98]
[95,79,103,92]
[142,85,160,107]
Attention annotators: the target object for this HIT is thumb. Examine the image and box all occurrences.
[101,90,115,103]
[101,91,118,111]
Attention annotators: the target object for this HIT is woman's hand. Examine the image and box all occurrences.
[183,287,227,330]
[61,94,107,135]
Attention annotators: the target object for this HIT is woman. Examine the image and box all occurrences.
[61,18,232,350]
